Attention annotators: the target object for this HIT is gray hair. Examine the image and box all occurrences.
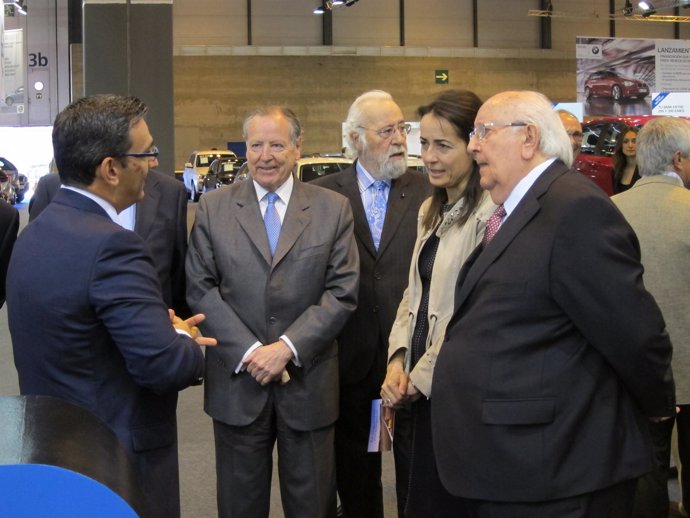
[342,90,394,159]
[636,117,690,177]
[490,91,573,167]
[242,106,303,146]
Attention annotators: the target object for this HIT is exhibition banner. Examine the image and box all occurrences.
[576,36,690,117]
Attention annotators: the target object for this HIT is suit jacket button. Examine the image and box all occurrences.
[373,305,379,313]
[269,317,277,324]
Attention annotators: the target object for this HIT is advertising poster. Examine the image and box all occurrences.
[575,36,690,119]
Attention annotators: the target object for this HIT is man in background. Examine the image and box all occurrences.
[613,116,690,518]
[29,147,190,317]
[8,94,216,518]
[557,109,583,155]
[313,90,430,518]
[186,105,358,518]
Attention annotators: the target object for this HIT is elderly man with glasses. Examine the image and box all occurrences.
[313,90,430,518]
[429,90,675,518]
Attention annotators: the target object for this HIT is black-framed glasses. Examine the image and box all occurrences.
[122,145,159,160]
[469,122,528,141]
[360,123,412,140]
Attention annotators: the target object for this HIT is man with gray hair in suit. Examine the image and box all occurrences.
[612,116,690,518]
[186,105,359,518]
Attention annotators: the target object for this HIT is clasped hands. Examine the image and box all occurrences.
[169,310,218,347]
[243,339,293,386]
[380,352,420,419]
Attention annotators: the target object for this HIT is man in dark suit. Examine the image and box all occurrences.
[431,90,675,517]
[312,90,430,518]
[186,106,359,518]
[0,201,18,307]
[7,94,216,518]
[29,154,190,317]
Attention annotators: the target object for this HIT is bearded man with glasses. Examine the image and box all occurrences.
[313,90,430,518]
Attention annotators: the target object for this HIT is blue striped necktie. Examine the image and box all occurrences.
[367,180,387,250]
[264,192,281,255]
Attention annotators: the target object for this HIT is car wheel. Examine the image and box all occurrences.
[584,87,592,99]
[5,97,13,106]
[15,193,23,203]
[611,85,622,101]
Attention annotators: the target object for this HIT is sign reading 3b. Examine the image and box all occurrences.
[28,52,48,68]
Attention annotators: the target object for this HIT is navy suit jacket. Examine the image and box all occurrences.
[28,170,190,316]
[7,189,203,510]
[432,161,675,502]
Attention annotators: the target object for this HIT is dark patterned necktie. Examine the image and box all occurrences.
[481,204,506,246]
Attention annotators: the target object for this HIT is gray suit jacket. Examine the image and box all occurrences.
[613,174,690,403]
[186,177,359,430]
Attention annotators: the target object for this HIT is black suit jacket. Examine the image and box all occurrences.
[29,170,189,316]
[432,161,675,502]
[313,164,430,385]
[0,201,18,307]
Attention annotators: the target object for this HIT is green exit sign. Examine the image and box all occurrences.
[435,70,449,84]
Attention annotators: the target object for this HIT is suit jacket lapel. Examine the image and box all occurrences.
[339,165,377,258]
[134,172,160,239]
[377,172,412,256]
[272,180,310,266]
[454,161,568,313]
[235,181,273,265]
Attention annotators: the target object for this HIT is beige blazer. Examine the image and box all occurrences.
[387,191,496,396]
[613,174,690,403]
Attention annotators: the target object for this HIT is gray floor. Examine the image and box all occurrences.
[0,200,398,518]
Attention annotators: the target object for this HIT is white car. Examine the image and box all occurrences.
[183,149,237,201]
[295,157,352,182]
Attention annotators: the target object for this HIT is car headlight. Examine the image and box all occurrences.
[623,81,633,86]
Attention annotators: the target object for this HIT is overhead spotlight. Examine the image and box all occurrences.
[623,0,633,16]
[344,0,359,6]
[638,1,656,16]
[332,0,345,5]
[313,5,325,14]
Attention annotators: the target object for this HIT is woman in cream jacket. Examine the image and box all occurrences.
[381,90,495,518]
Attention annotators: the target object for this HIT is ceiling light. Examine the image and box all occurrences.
[638,1,656,16]
[313,5,325,14]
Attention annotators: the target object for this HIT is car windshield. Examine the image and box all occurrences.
[299,163,346,182]
[197,154,232,167]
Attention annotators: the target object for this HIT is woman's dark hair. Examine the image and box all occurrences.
[612,125,638,186]
[416,89,483,231]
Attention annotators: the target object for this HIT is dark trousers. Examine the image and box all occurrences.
[404,397,466,518]
[632,416,676,518]
[213,393,336,518]
[336,366,385,518]
[460,479,637,518]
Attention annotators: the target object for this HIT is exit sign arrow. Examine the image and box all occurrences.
[435,70,449,84]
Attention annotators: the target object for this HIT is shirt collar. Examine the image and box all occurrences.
[356,160,390,193]
[61,185,122,225]
[253,173,294,204]
[503,158,556,218]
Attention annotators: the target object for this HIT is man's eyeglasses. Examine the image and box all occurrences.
[122,145,159,160]
[360,123,412,140]
[567,131,583,139]
[469,122,528,141]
